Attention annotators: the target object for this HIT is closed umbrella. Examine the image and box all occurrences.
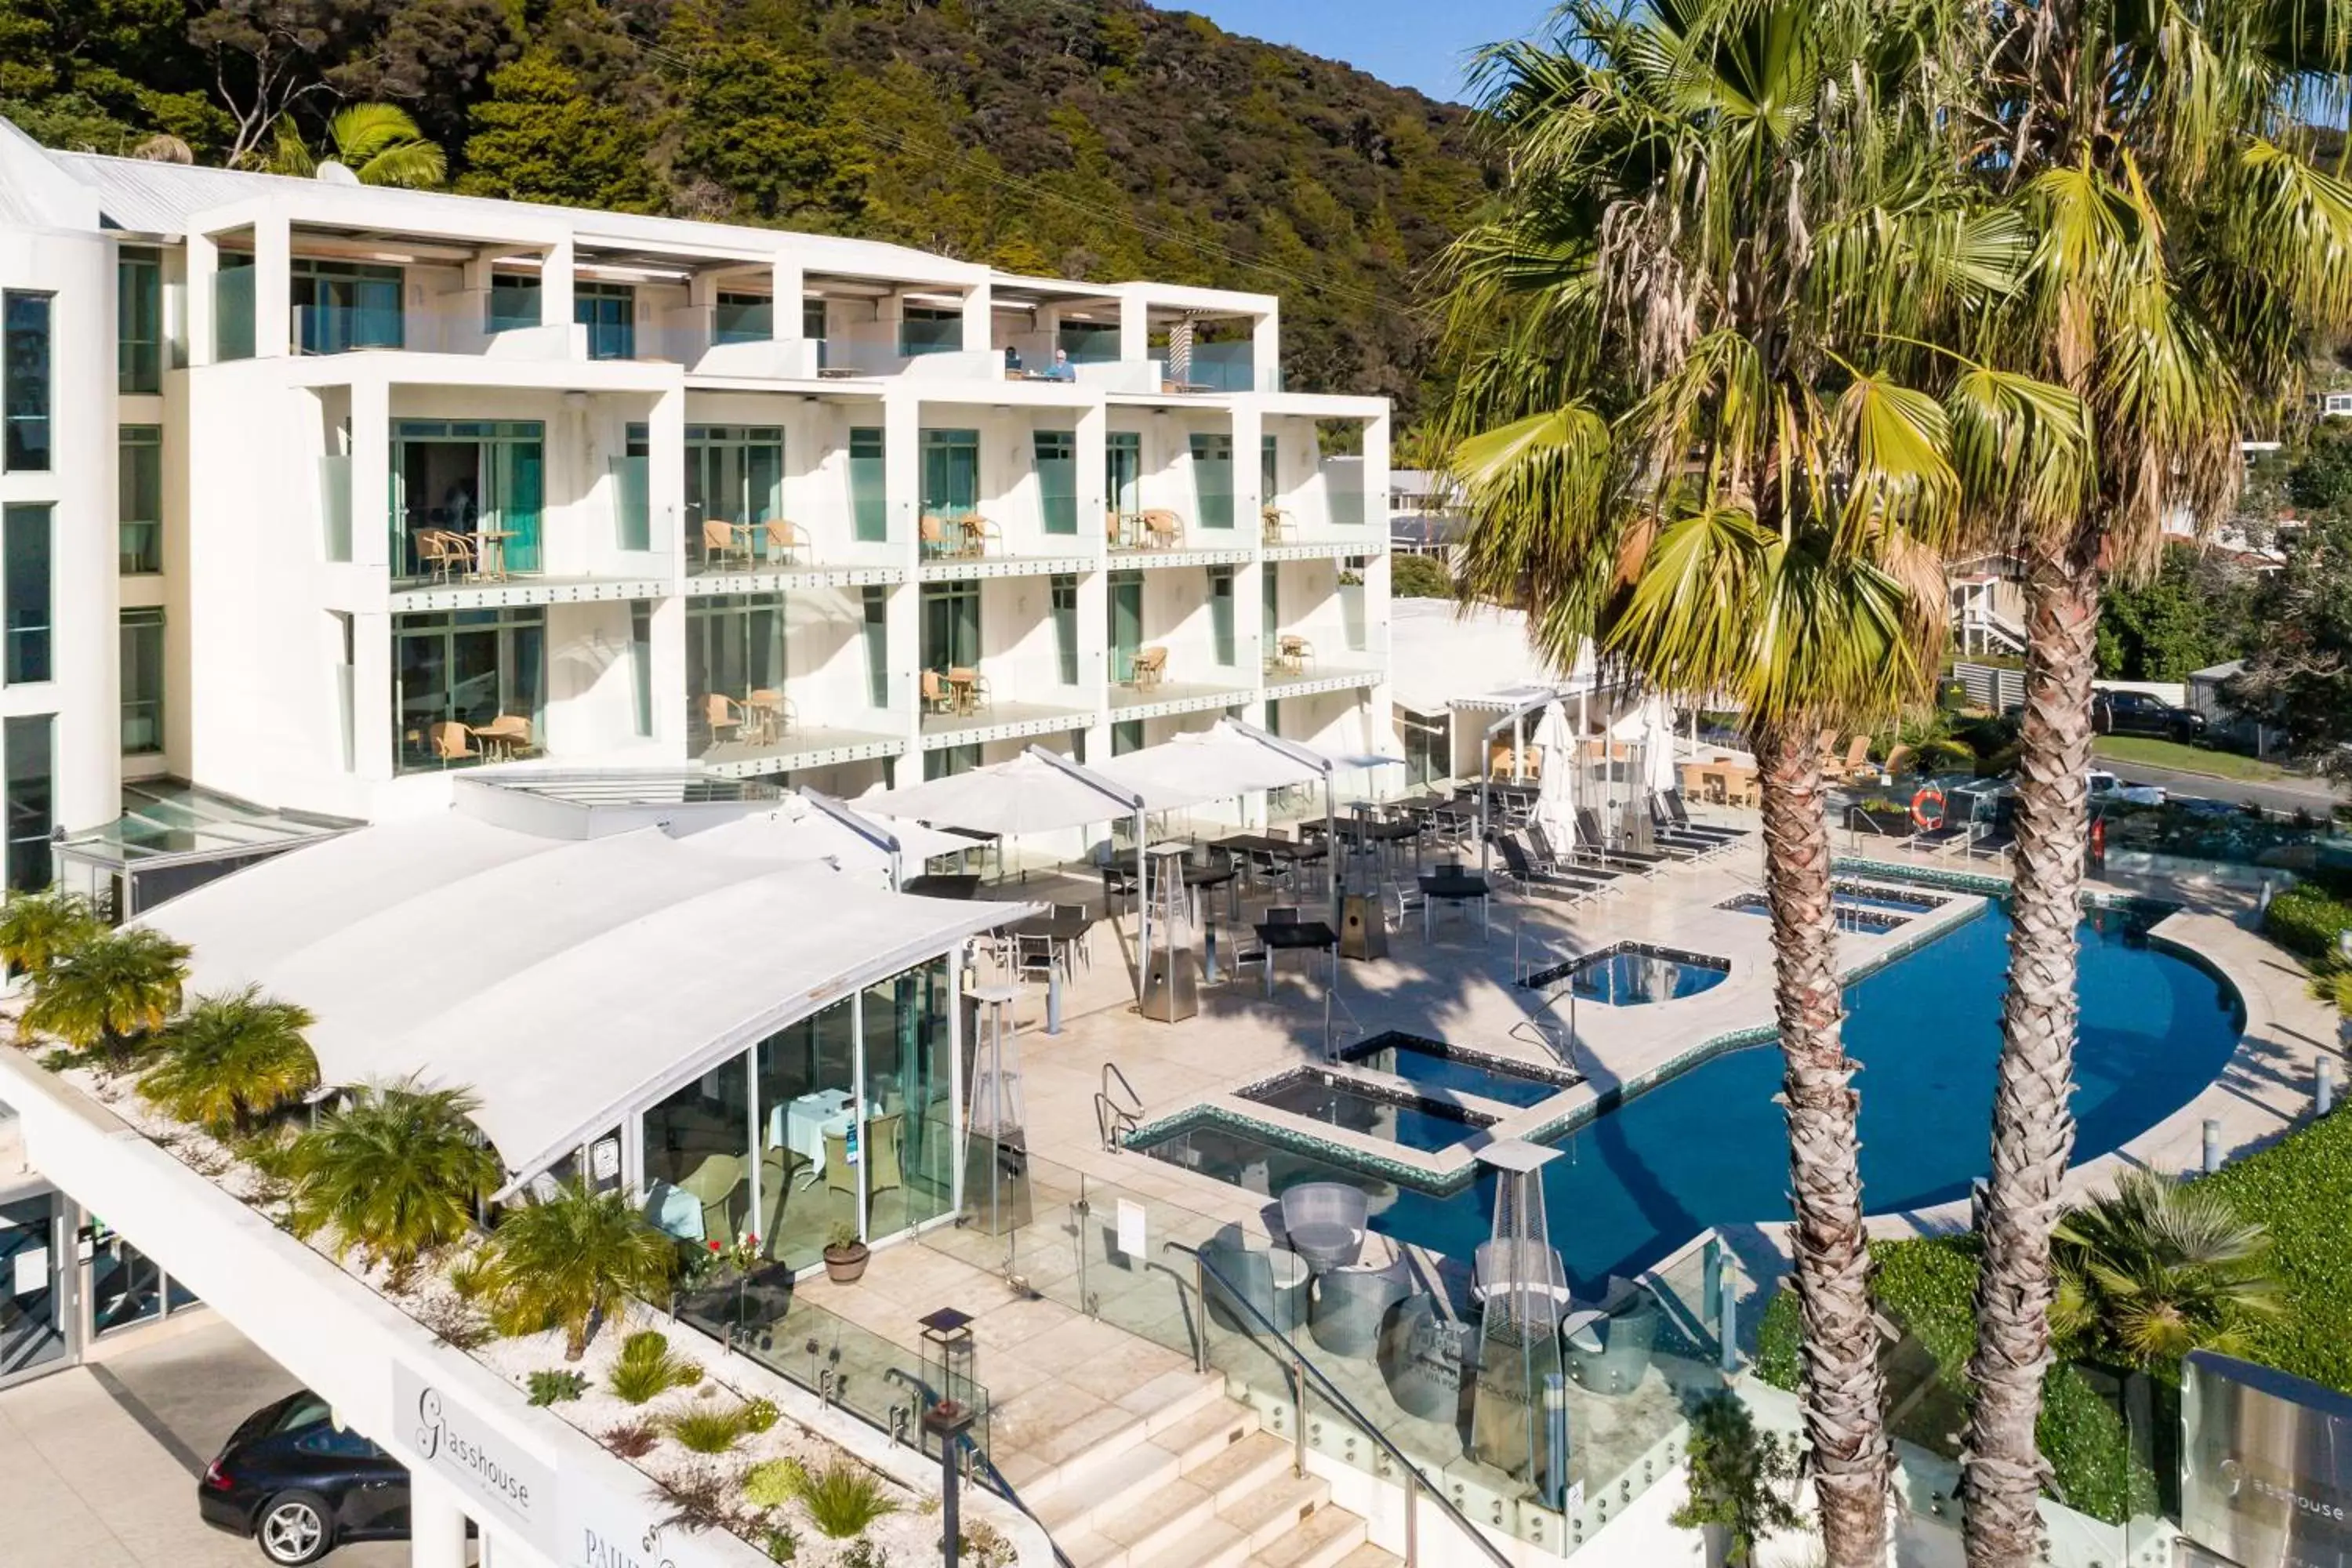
[1531,702,1579,854]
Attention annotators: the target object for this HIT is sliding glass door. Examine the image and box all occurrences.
[393,609,546,772]
[391,421,545,579]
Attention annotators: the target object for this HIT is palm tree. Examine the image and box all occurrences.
[270,104,446,189]
[1951,9,2352,1561]
[1436,3,1987,1558]
[288,1080,500,1284]
[2051,1170,2279,1368]
[137,986,319,1137]
[21,926,191,1065]
[0,888,102,978]
[484,1181,677,1360]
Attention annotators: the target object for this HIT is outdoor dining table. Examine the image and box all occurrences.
[473,528,517,582]
[774,1088,854,1179]
[1251,919,1338,995]
[1181,860,1240,922]
[1418,869,1493,940]
[1011,912,1093,1033]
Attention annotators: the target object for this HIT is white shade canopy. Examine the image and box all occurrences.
[675,800,975,871]
[855,750,1171,834]
[140,813,1028,1182]
[1532,702,1580,844]
[1092,720,1329,800]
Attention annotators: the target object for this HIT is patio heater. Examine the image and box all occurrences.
[1469,1139,1569,1494]
[918,1307,981,1568]
[962,985,1030,1236]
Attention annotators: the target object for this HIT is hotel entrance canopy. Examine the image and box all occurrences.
[140,798,1029,1185]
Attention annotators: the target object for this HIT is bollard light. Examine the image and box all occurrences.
[2203,1117,2222,1175]
[2321,1056,2336,1118]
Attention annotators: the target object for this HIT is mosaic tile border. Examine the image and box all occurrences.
[1232,1062,1504,1132]
[1336,1029,1585,1093]
[1517,939,1733,994]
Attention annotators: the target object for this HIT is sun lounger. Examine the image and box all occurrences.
[1491,832,1615,902]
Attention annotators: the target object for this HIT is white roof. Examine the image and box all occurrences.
[858,750,1171,833]
[1093,720,1329,800]
[141,812,1022,1180]
[1388,598,1595,716]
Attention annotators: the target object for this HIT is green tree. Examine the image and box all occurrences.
[2093,546,2253,682]
[1670,1392,1802,1568]
[136,985,318,1136]
[457,53,660,212]
[676,42,868,227]
[288,1080,500,1283]
[2223,514,2352,783]
[1436,3,1991,1556]
[22,925,190,1065]
[2288,422,2352,517]
[1954,9,2352,1560]
[0,888,102,978]
[483,1181,676,1359]
[2052,1170,2279,1368]
[270,101,445,187]
[1389,553,1454,600]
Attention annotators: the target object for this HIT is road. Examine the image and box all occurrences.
[2098,756,2347,818]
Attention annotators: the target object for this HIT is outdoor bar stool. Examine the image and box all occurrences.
[1279,1182,1367,1272]
[1311,1255,1410,1359]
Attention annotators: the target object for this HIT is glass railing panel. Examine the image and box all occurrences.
[318,454,352,562]
[609,456,650,552]
[213,267,255,362]
[900,319,964,358]
[714,300,772,345]
[1190,342,1255,393]
[296,302,405,354]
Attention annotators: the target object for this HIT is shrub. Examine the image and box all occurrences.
[960,1521,1012,1568]
[665,1405,748,1454]
[445,1250,493,1304]
[285,1080,502,1283]
[1388,553,1454,600]
[740,1396,779,1434]
[0,888,100,976]
[2198,1104,2352,1390]
[742,1457,807,1510]
[839,1541,890,1568]
[761,1525,799,1563]
[602,1421,658,1458]
[23,925,190,1063]
[608,1330,704,1403]
[1668,1392,1798,1563]
[793,1459,901,1538]
[136,987,318,1136]
[484,1180,675,1359]
[2264,880,2352,960]
[527,1369,587,1406]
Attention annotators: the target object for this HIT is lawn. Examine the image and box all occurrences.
[2092,735,2288,782]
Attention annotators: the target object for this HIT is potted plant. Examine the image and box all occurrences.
[1669,1392,1798,1568]
[1848,795,1916,837]
[822,1221,869,1284]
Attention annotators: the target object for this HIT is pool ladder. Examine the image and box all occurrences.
[1095,1061,1142,1151]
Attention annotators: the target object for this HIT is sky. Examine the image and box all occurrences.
[1182,0,1554,103]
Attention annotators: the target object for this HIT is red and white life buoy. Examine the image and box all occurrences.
[1911,786,1947,830]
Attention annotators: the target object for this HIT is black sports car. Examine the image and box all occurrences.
[198,1390,410,1564]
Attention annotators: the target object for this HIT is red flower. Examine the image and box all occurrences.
[707,1239,722,1253]
[746,1234,758,1247]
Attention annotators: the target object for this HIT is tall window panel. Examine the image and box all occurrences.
[1051,575,1079,685]
[5,713,52,891]
[121,608,165,755]
[118,248,163,394]
[849,427,886,542]
[629,601,654,738]
[119,426,163,574]
[1033,431,1076,535]
[1208,566,1236,667]
[3,504,50,684]
[862,586,890,710]
[3,293,53,472]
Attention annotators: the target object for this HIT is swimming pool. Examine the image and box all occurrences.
[1717,880,1945,931]
[1719,892,1907,933]
[1236,1068,1494,1153]
[1338,1033,1577,1109]
[1138,898,2241,1294]
[1522,942,1731,1005]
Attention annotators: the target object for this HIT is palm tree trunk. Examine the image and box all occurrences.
[1962,543,2098,1567]
[1753,721,1887,1568]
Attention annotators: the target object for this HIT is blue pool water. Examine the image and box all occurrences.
[1341,1035,1573,1109]
[1541,943,1730,1005]
[1140,900,2241,1294]
[1239,1070,1491,1153]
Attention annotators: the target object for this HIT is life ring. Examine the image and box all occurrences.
[1911,786,1946,830]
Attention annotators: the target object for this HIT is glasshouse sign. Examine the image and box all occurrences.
[2183,1350,2352,1568]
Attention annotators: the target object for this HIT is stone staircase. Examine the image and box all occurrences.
[1011,1371,1398,1568]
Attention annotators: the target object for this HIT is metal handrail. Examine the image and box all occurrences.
[1161,1240,1515,1568]
[882,1367,1077,1568]
[1096,1061,1144,1151]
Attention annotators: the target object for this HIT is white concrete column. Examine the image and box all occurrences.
[253,214,292,359]
[771,257,805,340]
[1118,290,1149,366]
[185,230,217,368]
[1230,401,1263,539]
[350,377,391,570]
[648,386,686,572]
[354,610,394,781]
[1076,401,1108,557]
[648,594,688,757]
[1363,408,1392,537]
[887,579,920,756]
[1252,307,1281,394]
[960,281,993,358]
[407,1475,468,1568]
[539,237,574,335]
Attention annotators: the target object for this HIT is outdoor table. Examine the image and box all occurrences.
[474,528,517,581]
[1252,919,1338,994]
[775,1089,854,1178]
[1418,870,1492,940]
[470,714,532,760]
[1011,913,1093,1033]
[946,667,981,714]
[1182,861,1240,922]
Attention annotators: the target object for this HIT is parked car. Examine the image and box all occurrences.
[2092,688,2207,743]
[199,1390,410,1565]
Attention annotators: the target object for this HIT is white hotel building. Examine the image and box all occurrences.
[0,117,1391,904]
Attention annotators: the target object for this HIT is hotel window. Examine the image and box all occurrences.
[3,504,49,685]
[213,255,255,362]
[393,608,546,774]
[1208,566,1236,666]
[849,427,886,542]
[3,292,52,471]
[924,742,981,780]
[920,428,980,517]
[1106,431,1142,517]
[803,296,828,361]
[487,272,542,333]
[1112,720,1143,757]
[862,586,890,709]
[1190,434,1234,528]
[575,281,636,361]
[1051,575,1079,685]
[291,259,402,354]
[118,248,163,394]
[899,305,963,358]
[1261,434,1278,503]
[920,581,979,674]
[119,426,163,574]
[5,713,51,891]
[713,291,771,345]
[121,608,165,755]
[1034,431,1077,535]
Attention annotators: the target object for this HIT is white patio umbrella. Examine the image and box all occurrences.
[1531,702,1580,851]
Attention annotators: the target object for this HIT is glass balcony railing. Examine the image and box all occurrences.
[296,301,404,355]
[213,267,255,362]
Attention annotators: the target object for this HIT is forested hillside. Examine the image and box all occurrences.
[0,0,1487,412]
